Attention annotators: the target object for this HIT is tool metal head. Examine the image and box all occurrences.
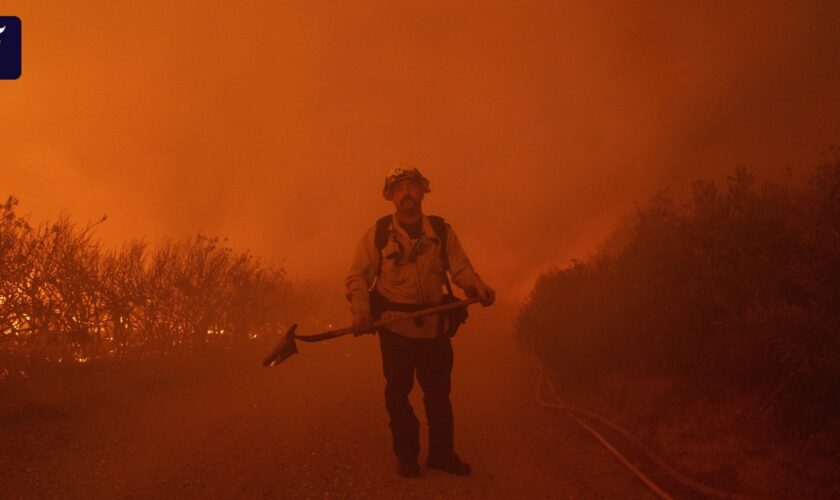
[262,324,299,367]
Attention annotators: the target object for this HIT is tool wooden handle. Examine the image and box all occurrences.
[295,297,481,342]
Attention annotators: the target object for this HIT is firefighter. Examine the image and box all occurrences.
[345,165,495,478]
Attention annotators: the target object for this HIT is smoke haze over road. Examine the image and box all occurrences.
[2,1,839,299]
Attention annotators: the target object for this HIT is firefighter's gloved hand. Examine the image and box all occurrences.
[352,312,375,336]
[466,283,496,307]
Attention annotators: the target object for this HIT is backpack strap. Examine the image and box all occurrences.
[427,215,448,265]
[374,215,393,279]
[374,215,392,254]
[427,215,454,296]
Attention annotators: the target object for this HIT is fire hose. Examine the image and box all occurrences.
[537,365,753,499]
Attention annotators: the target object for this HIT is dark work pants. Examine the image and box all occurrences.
[378,329,455,462]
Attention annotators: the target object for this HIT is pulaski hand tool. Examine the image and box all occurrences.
[262,297,480,367]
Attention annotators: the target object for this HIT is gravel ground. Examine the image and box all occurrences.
[1,308,654,499]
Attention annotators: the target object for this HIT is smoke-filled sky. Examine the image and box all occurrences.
[2,1,839,301]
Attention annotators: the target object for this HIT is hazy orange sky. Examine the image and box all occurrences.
[2,1,839,302]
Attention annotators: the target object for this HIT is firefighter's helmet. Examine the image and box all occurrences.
[382,165,431,200]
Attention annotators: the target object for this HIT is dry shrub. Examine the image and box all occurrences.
[0,197,295,365]
[516,161,840,435]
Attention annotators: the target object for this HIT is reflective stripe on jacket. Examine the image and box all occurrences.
[345,213,484,339]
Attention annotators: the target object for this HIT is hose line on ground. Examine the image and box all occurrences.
[537,366,750,499]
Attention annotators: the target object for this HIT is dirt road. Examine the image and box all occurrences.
[1,307,653,499]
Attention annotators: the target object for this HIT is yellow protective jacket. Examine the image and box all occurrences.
[345,213,486,339]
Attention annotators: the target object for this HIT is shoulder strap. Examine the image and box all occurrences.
[374,215,392,253]
[427,215,448,265]
[427,215,454,295]
[374,215,392,278]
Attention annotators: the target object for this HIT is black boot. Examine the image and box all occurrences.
[397,457,421,478]
[426,453,471,476]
